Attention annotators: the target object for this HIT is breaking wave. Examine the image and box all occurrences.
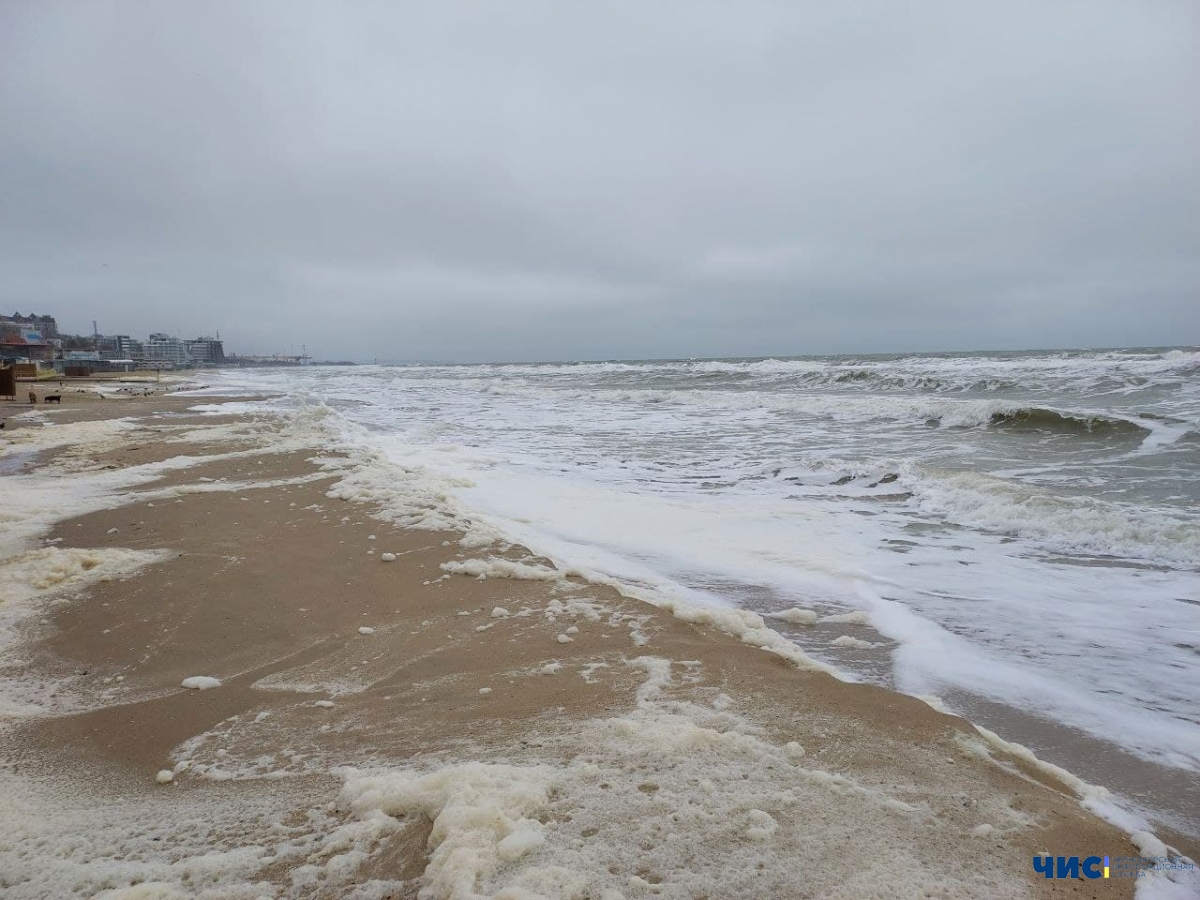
[910,468,1200,566]
[982,407,1153,437]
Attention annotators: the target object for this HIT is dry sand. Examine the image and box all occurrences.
[0,392,1192,899]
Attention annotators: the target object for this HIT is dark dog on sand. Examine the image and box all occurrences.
[45,394,62,404]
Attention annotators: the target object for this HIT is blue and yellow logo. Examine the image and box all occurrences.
[1035,854,1195,880]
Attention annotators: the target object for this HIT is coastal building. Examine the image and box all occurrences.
[184,336,225,366]
[0,312,56,362]
[2,313,264,370]
[144,333,192,368]
[96,334,135,359]
[0,312,58,340]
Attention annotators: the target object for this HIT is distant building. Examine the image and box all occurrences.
[0,312,56,362]
[144,333,191,368]
[185,336,225,366]
[0,312,58,340]
[96,334,135,359]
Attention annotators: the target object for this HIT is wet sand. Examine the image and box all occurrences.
[0,393,1192,899]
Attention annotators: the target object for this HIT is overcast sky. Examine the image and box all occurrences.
[1,2,1197,362]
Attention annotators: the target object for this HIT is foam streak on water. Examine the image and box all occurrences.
[195,347,1200,834]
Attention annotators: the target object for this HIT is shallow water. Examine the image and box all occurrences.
[198,347,1200,837]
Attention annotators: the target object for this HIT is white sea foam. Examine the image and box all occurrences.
[6,647,1189,898]
[831,635,877,650]
[0,546,173,692]
[908,467,1200,565]
[770,607,818,625]
[188,362,1200,840]
[180,676,222,690]
[441,558,563,581]
[332,657,1032,900]
[820,610,871,625]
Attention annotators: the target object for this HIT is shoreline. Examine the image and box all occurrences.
[0,392,1194,898]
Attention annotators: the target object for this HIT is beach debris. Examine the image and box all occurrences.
[556,634,574,644]
[357,626,375,635]
[180,676,221,690]
[154,770,175,784]
[380,552,397,562]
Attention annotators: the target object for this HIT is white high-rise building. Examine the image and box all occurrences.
[184,336,225,366]
[144,333,191,368]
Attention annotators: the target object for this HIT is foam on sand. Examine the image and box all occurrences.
[4,645,1186,900]
[334,657,1035,900]
[180,676,222,690]
[960,727,1199,898]
[0,546,171,612]
[441,558,842,677]
[0,546,174,689]
[441,557,563,581]
[310,421,504,550]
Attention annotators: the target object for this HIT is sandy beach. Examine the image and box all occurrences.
[0,390,1193,899]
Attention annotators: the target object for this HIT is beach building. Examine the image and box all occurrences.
[0,312,58,340]
[144,333,192,368]
[96,334,135,359]
[185,336,226,366]
[0,312,57,362]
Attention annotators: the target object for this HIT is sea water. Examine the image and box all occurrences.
[198,347,1200,837]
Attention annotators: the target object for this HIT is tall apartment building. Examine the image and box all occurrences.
[144,333,192,368]
[96,334,135,359]
[185,336,225,366]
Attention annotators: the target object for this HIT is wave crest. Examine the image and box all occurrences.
[984,407,1151,437]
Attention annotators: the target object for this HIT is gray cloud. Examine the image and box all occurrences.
[2,1,1197,361]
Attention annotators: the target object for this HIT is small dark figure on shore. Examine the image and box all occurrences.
[28,391,37,404]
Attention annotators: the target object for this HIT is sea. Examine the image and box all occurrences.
[195,346,1200,839]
